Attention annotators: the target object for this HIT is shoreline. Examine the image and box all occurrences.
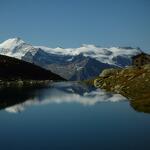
[0,80,54,88]
[86,65,150,113]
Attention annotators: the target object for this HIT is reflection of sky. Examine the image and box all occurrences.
[5,82,127,113]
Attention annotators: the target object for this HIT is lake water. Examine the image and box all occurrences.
[0,82,150,150]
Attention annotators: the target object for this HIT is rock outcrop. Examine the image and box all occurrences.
[93,64,150,113]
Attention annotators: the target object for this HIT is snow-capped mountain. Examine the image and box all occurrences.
[0,38,142,80]
[0,37,36,58]
[34,44,141,67]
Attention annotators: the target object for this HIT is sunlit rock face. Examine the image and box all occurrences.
[0,38,141,80]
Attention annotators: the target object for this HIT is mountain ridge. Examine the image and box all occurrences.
[0,38,142,80]
[0,38,141,65]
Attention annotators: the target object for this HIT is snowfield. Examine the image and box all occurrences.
[0,37,141,66]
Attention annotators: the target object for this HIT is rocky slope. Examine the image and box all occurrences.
[22,52,116,80]
[93,65,150,113]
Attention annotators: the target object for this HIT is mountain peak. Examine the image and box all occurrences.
[13,37,23,42]
[0,37,25,50]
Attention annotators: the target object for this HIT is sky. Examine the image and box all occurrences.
[0,0,150,52]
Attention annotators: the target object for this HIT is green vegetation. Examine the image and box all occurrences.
[91,65,150,113]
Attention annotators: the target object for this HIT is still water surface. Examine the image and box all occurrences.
[0,82,150,150]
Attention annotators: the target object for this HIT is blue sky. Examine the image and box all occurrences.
[0,0,150,51]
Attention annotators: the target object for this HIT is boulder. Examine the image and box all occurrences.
[99,68,120,77]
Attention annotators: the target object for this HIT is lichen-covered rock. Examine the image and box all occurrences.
[99,68,120,77]
[143,64,150,70]
[92,64,150,113]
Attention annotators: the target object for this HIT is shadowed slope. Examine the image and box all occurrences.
[0,54,65,81]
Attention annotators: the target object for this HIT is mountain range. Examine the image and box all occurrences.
[0,38,141,80]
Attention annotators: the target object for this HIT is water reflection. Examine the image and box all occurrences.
[0,82,127,113]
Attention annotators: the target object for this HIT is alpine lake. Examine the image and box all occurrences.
[0,82,149,150]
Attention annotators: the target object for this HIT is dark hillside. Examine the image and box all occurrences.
[0,54,64,81]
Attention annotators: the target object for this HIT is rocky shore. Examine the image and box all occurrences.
[0,80,53,89]
[91,64,150,113]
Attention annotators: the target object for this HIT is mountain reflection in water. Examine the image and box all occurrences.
[0,82,127,113]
